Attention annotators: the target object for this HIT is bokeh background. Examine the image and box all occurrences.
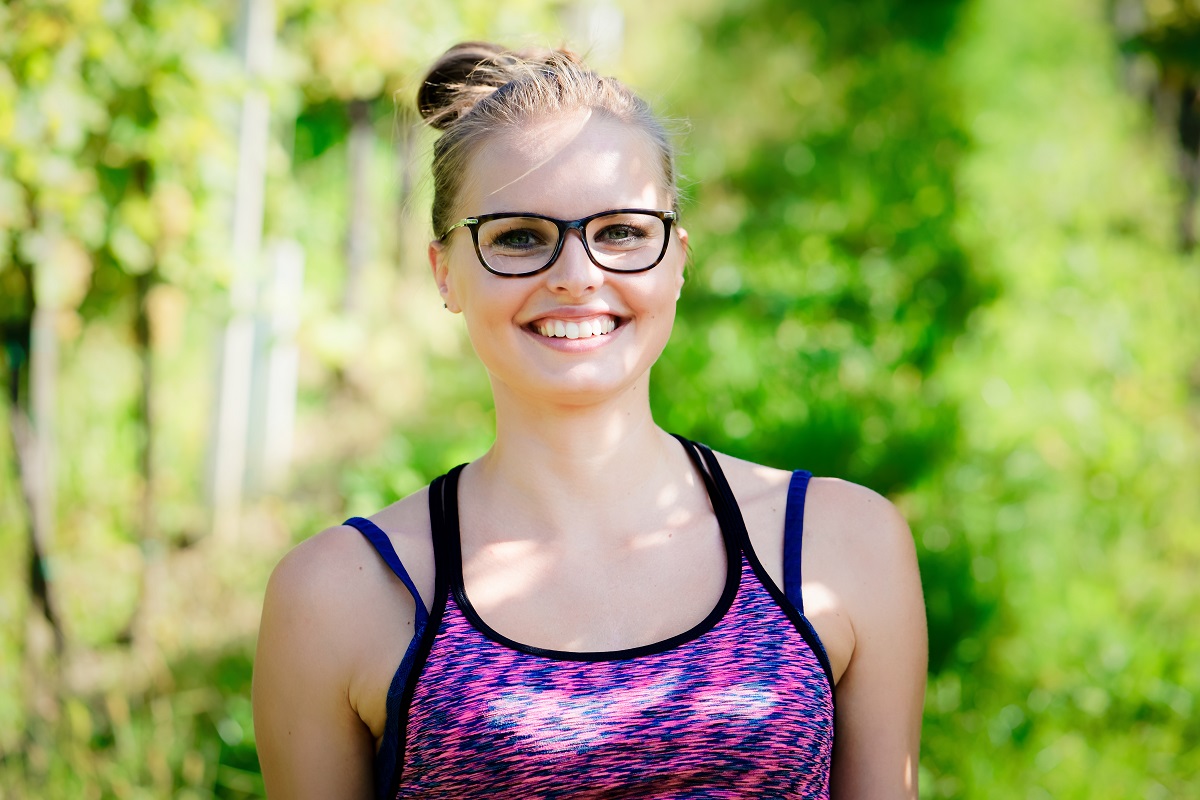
[2,0,1199,796]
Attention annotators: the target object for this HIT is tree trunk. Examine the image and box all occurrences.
[6,262,65,655]
[126,265,164,655]
[1178,83,1199,253]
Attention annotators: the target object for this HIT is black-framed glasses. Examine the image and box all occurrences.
[439,208,678,277]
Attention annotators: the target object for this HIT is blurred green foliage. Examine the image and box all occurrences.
[1,0,1198,797]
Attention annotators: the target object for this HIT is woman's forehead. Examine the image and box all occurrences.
[458,112,669,216]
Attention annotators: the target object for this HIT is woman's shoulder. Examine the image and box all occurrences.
[254,486,438,788]
[710,448,916,603]
[802,476,915,581]
[261,486,436,651]
[793,474,923,683]
[363,486,438,606]
[275,486,431,578]
[255,486,437,738]
[707,448,793,505]
[711,447,911,553]
[709,448,921,685]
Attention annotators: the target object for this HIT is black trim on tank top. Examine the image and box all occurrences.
[689,441,837,698]
[438,439,742,662]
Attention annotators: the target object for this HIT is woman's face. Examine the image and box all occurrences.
[430,111,687,409]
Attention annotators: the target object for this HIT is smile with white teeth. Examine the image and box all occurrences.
[533,317,618,339]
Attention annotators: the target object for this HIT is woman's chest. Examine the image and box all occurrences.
[458,524,731,653]
[396,574,834,799]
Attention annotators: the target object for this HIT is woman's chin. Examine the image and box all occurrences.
[490,364,648,411]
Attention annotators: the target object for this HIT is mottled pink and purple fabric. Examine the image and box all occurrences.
[397,555,833,799]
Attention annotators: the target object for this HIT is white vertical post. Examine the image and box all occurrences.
[210,0,275,540]
[247,239,304,495]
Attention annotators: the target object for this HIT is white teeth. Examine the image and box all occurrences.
[535,317,618,338]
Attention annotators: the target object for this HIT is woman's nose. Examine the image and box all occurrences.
[547,230,603,295]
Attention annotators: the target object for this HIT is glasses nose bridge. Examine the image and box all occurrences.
[552,217,596,265]
[561,217,589,244]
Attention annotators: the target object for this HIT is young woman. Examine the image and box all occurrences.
[253,42,926,799]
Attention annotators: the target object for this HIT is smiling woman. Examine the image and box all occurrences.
[252,41,927,800]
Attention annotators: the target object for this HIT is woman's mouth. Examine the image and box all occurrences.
[531,316,618,340]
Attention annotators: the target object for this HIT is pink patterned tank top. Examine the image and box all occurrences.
[346,437,835,799]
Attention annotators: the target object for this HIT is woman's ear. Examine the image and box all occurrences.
[674,226,688,299]
[429,240,461,312]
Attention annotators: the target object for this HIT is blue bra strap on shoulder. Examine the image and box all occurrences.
[343,516,429,628]
[783,470,813,615]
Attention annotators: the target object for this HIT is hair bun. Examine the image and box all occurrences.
[418,42,509,130]
[417,41,583,130]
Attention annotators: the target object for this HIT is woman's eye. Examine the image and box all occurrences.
[491,228,544,250]
[596,225,646,243]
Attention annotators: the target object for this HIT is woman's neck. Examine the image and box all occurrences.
[466,379,689,540]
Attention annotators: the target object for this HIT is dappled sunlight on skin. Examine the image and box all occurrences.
[750,464,784,482]
[463,539,553,610]
[468,110,663,219]
[801,581,838,616]
[800,581,851,684]
[477,110,595,201]
[654,474,684,511]
[622,458,713,551]
[458,463,727,653]
[625,515,704,551]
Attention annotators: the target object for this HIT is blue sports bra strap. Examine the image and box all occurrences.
[344,516,429,628]
[783,470,813,615]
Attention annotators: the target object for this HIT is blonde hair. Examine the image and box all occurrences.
[417,42,679,236]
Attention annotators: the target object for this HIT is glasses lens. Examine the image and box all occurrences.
[584,212,667,272]
[477,217,560,275]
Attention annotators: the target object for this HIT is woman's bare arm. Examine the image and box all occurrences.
[253,528,386,799]
[814,480,928,799]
